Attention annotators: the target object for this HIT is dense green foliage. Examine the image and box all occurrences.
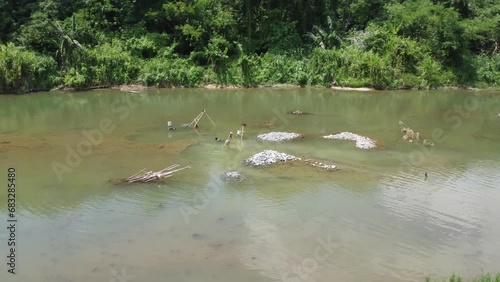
[0,0,499,93]
[0,43,58,93]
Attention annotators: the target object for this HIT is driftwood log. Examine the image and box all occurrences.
[110,164,190,184]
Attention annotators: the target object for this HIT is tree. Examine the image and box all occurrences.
[385,0,467,67]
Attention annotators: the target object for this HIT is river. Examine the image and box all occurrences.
[1,88,499,282]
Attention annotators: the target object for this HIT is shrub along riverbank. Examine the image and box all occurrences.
[1,0,499,93]
[2,42,499,93]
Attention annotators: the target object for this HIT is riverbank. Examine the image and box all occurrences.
[6,83,484,96]
[53,83,498,94]
[2,83,379,94]
[39,83,377,94]
[5,80,500,95]
[2,85,499,97]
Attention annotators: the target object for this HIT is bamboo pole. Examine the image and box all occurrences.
[157,164,179,174]
[157,166,191,178]
[205,112,216,126]
[125,165,191,183]
[127,168,146,180]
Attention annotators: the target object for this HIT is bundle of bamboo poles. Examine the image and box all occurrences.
[398,121,434,146]
[110,164,190,184]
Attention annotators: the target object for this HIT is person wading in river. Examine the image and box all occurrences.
[223,132,234,148]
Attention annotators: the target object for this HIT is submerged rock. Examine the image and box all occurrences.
[244,150,299,167]
[323,132,376,149]
[221,170,246,182]
[256,132,301,142]
[192,233,204,239]
[288,110,313,115]
[305,160,338,171]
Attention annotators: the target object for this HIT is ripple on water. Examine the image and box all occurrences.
[110,185,175,216]
[374,160,500,278]
[239,214,301,281]
[21,190,97,218]
[379,163,485,227]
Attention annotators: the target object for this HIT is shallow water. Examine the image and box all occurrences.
[1,88,500,282]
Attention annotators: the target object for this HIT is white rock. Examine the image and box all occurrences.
[323,132,376,149]
[223,171,242,178]
[245,150,338,171]
[244,150,299,167]
[221,171,246,181]
[256,132,301,142]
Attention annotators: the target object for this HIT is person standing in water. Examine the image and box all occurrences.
[224,132,233,147]
[167,121,176,131]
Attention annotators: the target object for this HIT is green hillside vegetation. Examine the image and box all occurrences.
[0,0,499,93]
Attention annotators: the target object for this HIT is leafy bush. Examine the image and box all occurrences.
[307,46,392,89]
[252,52,308,85]
[63,67,87,88]
[138,57,204,87]
[308,48,340,86]
[385,0,466,67]
[125,33,170,59]
[400,73,421,89]
[474,54,500,87]
[417,56,448,89]
[64,40,140,88]
[0,43,58,93]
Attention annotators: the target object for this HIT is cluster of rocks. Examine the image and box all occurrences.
[244,150,337,171]
[323,132,376,149]
[256,132,301,142]
[244,150,299,167]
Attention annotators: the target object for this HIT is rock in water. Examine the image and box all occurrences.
[221,171,246,182]
[244,150,299,167]
[323,132,376,149]
[305,160,337,171]
[245,150,338,171]
[256,132,301,142]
